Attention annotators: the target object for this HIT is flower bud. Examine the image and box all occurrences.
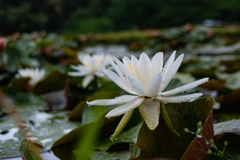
[0,37,7,52]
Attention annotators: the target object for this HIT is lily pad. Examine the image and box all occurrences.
[132,97,214,160]
[206,120,240,159]
[69,91,120,122]
[214,119,240,136]
[34,70,66,94]
[216,89,240,111]
[0,92,81,159]
[200,79,232,94]
[216,70,240,90]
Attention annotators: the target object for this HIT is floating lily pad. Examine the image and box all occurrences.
[216,89,240,111]
[131,97,214,160]
[34,70,66,94]
[69,91,120,122]
[206,120,240,159]
[0,93,80,159]
[200,79,232,94]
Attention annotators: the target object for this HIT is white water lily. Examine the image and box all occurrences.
[15,68,45,87]
[68,53,112,88]
[87,51,209,130]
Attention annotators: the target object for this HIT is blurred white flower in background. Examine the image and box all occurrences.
[15,68,45,87]
[88,51,209,131]
[68,53,112,88]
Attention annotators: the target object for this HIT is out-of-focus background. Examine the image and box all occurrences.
[1,0,240,35]
[1,1,240,160]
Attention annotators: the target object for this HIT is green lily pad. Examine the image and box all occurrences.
[132,97,214,160]
[216,89,240,111]
[200,79,232,94]
[173,72,196,84]
[19,139,43,160]
[0,92,81,158]
[214,113,240,122]
[69,91,120,122]
[206,120,240,159]
[10,77,30,91]
[90,151,130,160]
[34,70,66,94]
[216,70,240,90]
[214,119,240,136]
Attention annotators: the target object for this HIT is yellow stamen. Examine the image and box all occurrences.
[128,64,135,77]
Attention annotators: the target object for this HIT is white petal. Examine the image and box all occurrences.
[122,58,134,76]
[77,53,85,64]
[114,57,132,78]
[147,72,163,97]
[139,52,152,89]
[151,52,163,76]
[100,55,112,68]
[162,51,176,78]
[87,95,139,106]
[68,71,88,77]
[110,60,126,82]
[127,76,146,96]
[105,97,145,118]
[160,78,209,96]
[103,69,136,94]
[139,98,160,130]
[82,55,92,70]
[82,74,94,88]
[131,55,141,80]
[160,54,184,92]
[156,93,203,103]
[122,56,131,64]
[70,65,81,70]
[70,65,89,72]
[94,71,105,77]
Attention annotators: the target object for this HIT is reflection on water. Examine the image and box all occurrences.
[0,128,18,142]
[1,150,60,160]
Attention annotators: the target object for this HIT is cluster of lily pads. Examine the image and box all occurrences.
[0,27,240,160]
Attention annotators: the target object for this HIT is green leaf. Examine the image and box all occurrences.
[200,79,232,94]
[160,101,180,137]
[34,70,66,94]
[10,77,30,91]
[110,109,134,141]
[0,94,80,158]
[95,122,142,151]
[216,89,240,112]
[69,91,120,122]
[90,151,130,160]
[214,119,240,136]
[132,97,214,160]
[19,139,43,160]
[52,122,97,160]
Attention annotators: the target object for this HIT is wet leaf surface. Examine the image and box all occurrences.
[132,97,214,160]
[19,139,43,160]
[0,93,80,158]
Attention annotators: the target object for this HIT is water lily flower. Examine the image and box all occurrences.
[15,68,45,87]
[87,51,209,131]
[68,53,112,88]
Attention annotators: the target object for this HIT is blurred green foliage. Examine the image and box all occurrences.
[1,0,240,35]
